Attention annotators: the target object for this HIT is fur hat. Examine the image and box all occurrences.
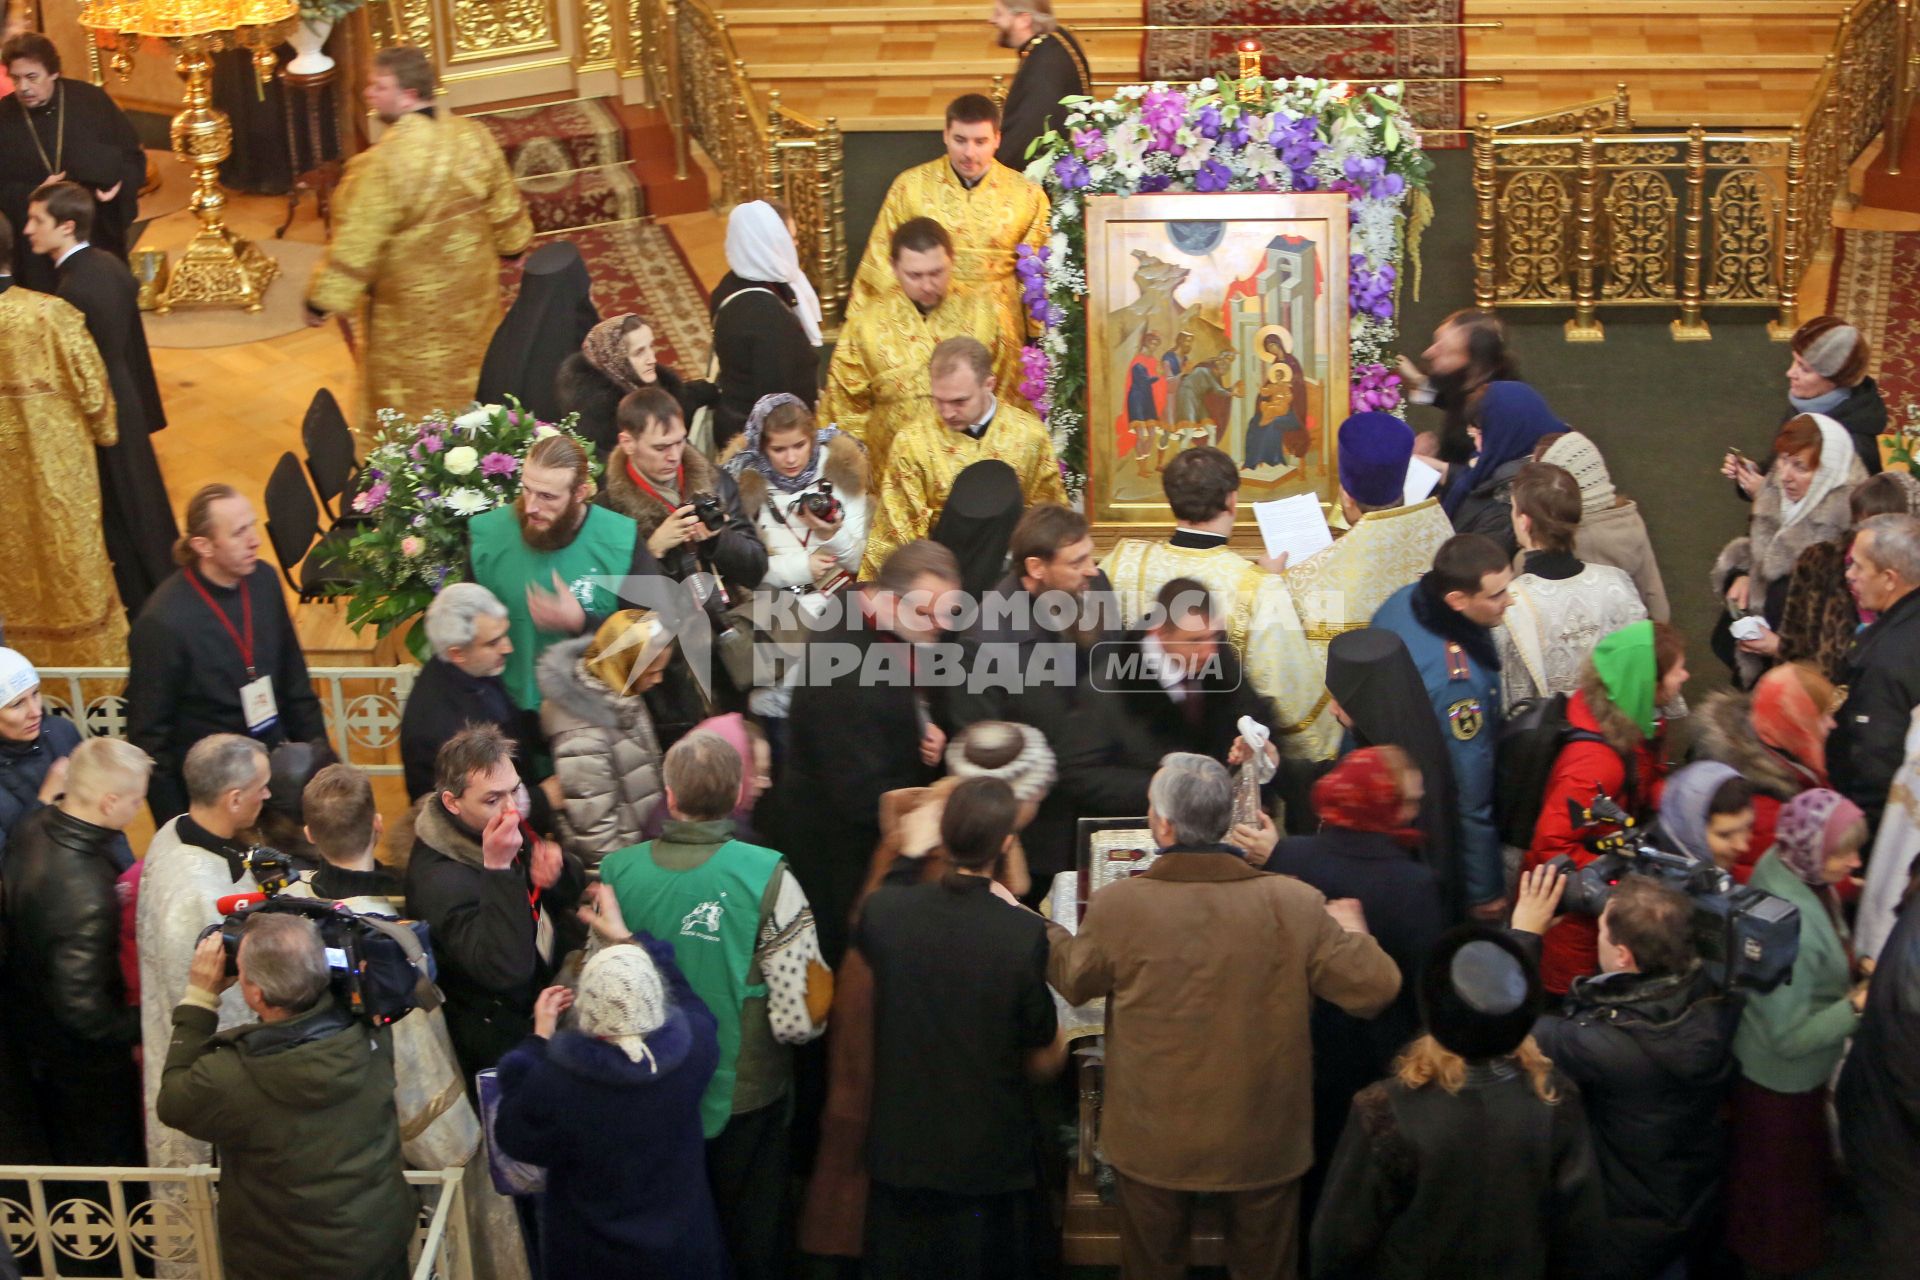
[1420,926,1542,1060]
[1539,431,1616,514]
[1337,412,1414,508]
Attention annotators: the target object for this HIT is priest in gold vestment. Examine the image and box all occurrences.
[848,93,1048,399]
[823,217,1001,471]
[1280,413,1454,758]
[1101,447,1322,759]
[0,266,127,666]
[864,338,1066,577]
[306,47,533,436]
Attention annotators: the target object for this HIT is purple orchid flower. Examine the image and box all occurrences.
[352,480,391,514]
[1071,127,1108,161]
[1194,159,1234,192]
[1053,154,1091,190]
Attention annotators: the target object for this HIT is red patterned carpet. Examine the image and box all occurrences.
[498,220,712,374]
[1833,228,1920,412]
[1141,0,1465,143]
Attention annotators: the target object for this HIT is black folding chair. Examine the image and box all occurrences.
[301,388,359,522]
[264,451,361,602]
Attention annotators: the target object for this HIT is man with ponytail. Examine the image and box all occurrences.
[126,484,324,821]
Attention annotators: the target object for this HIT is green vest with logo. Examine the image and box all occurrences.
[599,836,777,1137]
[467,503,638,710]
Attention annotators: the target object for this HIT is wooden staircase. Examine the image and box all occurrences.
[709,0,1853,132]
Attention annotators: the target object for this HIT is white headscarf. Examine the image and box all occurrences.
[575,944,668,1068]
[1778,413,1856,529]
[724,201,823,348]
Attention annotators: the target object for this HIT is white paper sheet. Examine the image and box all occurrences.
[1404,457,1443,505]
[1250,493,1333,563]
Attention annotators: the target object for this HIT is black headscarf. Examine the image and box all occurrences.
[931,460,1026,598]
[1326,627,1464,918]
[476,241,600,423]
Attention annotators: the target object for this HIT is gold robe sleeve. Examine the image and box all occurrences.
[849,174,913,315]
[862,427,937,578]
[481,128,536,257]
[53,301,117,447]
[306,146,393,317]
[821,314,876,449]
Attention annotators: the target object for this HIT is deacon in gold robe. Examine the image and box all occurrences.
[864,337,1066,578]
[1281,413,1454,758]
[0,267,127,666]
[823,216,1001,471]
[1101,447,1322,759]
[306,47,533,437]
[849,93,1049,398]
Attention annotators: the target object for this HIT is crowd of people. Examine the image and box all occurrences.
[4,6,1920,1280]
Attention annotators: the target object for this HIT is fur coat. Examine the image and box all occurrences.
[734,434,873,592]
[553,353,701,460]
[602,443,767,592]
[537,634,665,868]
[1712,460,1865,603]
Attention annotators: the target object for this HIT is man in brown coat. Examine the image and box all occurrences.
[1048,752,1401,1280]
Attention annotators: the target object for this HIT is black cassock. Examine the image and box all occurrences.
[56,246,179,617]
[995,27,1092,171]
[0,79,145,293]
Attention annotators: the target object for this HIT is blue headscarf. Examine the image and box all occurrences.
[722,393,843,494]
[1660,761,1742,862]
[1442,381,1565,516]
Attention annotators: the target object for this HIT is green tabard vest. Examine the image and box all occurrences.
[467,503,638,709]
[599,837,776,1137]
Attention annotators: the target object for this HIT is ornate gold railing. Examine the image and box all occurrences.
[1473,0,1908,340]
[639,0,849,327]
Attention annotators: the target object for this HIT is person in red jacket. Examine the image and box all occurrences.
[1524,619,1688,993]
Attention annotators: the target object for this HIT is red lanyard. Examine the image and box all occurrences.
[625,457,684,508]
[185,568,255,678]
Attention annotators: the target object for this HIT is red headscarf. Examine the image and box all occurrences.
[1751,663,1834,787]
[1311,747,1424,846]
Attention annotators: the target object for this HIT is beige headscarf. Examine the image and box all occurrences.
[575,944,669,1067]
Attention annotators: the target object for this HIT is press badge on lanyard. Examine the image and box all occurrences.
[187,571,279,735]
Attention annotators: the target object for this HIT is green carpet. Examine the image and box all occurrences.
[1403,148,1771,706]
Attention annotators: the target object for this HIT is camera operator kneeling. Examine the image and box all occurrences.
[156,917,417,1280]
[1515,871,1740,1280]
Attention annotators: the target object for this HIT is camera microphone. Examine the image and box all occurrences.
[217,892,270,915]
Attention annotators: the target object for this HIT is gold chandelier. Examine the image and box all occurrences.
[80,0,297,311]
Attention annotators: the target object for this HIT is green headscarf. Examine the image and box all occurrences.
[1590,620,1657,739]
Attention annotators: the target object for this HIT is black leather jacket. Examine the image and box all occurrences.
[2,805,140,1050]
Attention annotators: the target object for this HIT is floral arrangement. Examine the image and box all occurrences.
[1017,76,1431,490]
[340,400,601,657]
[298,0,366,23]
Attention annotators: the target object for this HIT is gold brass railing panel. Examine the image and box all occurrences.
[1472,0,1910,339]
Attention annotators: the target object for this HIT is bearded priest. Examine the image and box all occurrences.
[465,434,663,711]
[306,46,533,438]
[1102,447,1324,759]
[848,93,1048,399]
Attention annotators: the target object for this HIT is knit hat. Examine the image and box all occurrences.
[1421,926,1542,1060]
[1337,412,1414,508]
[576,944,669,1066]
[946,720,1057,803]
[0,648,37,705]
[1590,620,1658,740]
[1539,431,1616,514]
[1799,320,1863,380]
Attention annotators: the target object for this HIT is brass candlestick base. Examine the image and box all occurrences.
[154,36,277,311]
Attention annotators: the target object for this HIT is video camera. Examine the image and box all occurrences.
[197,845,438,1027]
[1545,794,1800,994]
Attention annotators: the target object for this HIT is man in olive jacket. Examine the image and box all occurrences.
[156,916,416,1280]
[1048,753,1401,1280]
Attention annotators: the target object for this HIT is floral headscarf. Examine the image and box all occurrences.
[722,393,844,494]
[581,316,645,393]
[1311,747,1423,846]
[1772,788,1864,886]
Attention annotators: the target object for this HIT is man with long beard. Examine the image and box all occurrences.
[466,433,664,711]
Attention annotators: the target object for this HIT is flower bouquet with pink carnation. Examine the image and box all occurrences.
[340,398,600,658]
